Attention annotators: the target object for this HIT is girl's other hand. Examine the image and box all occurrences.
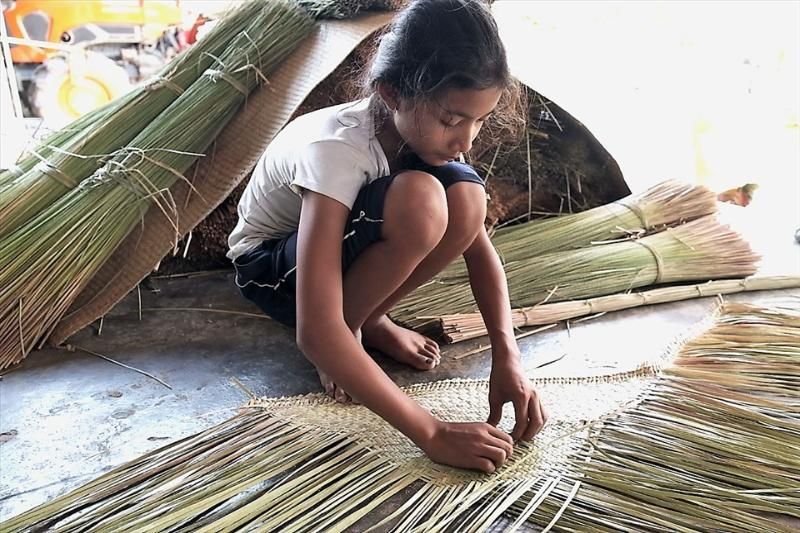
[487,359,548,442]
[419,421,514,473]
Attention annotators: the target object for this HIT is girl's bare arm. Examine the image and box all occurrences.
[463,230,548,441]
[296,190,514,471]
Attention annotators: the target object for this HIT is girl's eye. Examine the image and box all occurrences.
[442,114,490,128]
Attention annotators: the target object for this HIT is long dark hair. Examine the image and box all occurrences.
[362,0,526,146]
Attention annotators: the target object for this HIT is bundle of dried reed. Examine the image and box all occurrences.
[392,216,759,330]
[0,0,315,369]
[0,0,399,194]
[0,0,269,238]
[441,179,718,281]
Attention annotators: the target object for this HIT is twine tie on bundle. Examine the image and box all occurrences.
[633,239,665,284]
[614,199,650,229]
[30,152,78,189]
[144,77,186,96]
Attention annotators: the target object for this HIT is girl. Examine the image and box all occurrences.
[228,0,547,473]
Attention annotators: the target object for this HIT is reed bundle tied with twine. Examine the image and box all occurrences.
[0,0,396,193]
[4,302,797,531]
[392,215,760,330]
[0,0,316,370]
[441,179,718,280]
[0,0,271,238]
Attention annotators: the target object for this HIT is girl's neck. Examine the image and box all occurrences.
[371,99,409,172]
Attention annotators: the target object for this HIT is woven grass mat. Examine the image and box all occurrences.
[48,12,395,347]
[5,302,798,532]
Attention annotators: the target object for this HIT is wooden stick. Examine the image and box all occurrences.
[439,275,800,343]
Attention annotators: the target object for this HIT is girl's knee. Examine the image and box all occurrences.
[384,170,448,248]
[442,181,489,252]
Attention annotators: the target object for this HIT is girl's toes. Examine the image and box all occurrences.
[334,386,350,404]
[419,354,436,369]
[425,338,440,355]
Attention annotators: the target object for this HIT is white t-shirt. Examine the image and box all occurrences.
[227,97,391,260]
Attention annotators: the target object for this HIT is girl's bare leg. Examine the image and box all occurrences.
[358,181,487,356]
[320,174,486,402]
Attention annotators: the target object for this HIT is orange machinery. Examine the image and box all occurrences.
[1,0,185,122]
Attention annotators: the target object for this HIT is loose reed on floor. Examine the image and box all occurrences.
[0,0,316,369]
[4,303,797,531]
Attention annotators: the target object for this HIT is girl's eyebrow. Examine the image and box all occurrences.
[444,108,494,120]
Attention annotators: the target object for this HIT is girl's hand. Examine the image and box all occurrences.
[487,358,548,442]
[419,420,514,473]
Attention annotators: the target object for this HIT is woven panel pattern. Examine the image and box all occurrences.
[250,370,657,485]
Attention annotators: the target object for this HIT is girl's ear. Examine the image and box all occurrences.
[376,82,401,112]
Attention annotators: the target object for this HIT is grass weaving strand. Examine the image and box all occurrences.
[3,302,797,531]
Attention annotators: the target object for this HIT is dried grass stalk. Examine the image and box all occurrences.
[0,0,315,369]
[0,0,269,238]
[439,275,800,343]
[392,215,759,330]
[4,303,796,531]
[443,179,718,280]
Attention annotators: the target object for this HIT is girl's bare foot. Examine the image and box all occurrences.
[362,314,440,370]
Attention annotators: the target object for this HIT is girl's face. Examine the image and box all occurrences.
[387,86,503,167]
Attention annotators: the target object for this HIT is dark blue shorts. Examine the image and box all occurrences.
[233,159,483,327]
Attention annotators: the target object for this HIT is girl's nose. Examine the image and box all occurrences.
[453,124,477,153]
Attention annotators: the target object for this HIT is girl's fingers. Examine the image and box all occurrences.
[521,395,545,440]
[479,444,509,468]
[488,436,514,460]
[487,425,514,446]
[474,458,497,474]
[511,398,529,442]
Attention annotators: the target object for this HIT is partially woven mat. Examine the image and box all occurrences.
[6,303,798,531]
[48,12,395,346]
